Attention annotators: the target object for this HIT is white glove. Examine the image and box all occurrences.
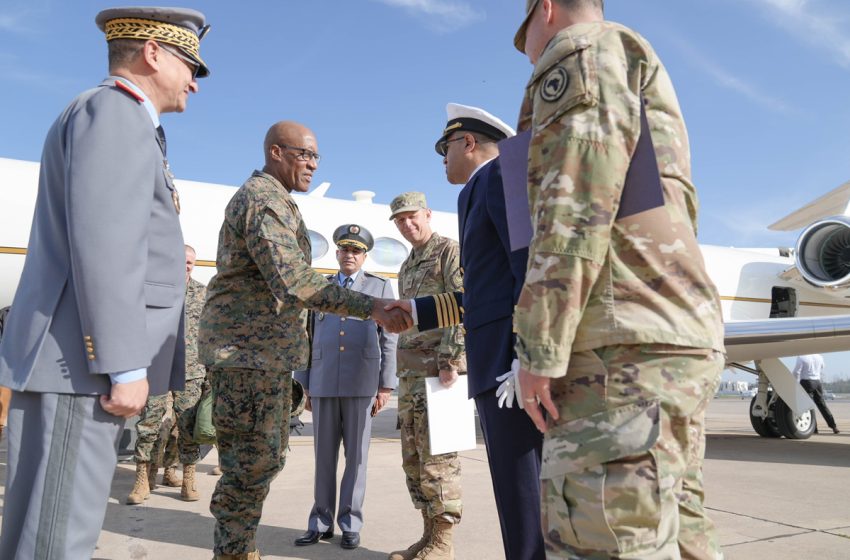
[495,358,523,409]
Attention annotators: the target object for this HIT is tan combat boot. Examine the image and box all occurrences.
[388,510,432,560]
[148,463,158,491]
[126,461,150,504]
[181,463,199,501]
[415,520,454,560]
[213,550,261,559]
[163,464,182,487]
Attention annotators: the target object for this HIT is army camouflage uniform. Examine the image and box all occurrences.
[514,21,725,560]
[134,277,208,466]
[397,231,466,524]
[199,170,374,556]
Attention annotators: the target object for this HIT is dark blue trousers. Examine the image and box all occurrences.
[475,388,545,560]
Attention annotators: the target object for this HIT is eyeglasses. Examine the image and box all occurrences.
[158,43,201,80]
[276,144,322,163]
[436,136,466,157]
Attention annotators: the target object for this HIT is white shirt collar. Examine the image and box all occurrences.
[466,156,497,187]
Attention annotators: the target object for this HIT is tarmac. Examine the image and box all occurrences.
[1,397,849,559]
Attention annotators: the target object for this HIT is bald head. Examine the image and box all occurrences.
[262,121,319,193]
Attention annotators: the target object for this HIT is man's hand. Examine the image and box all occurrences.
[518,367,559,433]
[304,388,312,412]
[100,377,149,418]
[439,368,459,388]
[383,299,412,314]
[372,387,392,416]
[372,298,412,333]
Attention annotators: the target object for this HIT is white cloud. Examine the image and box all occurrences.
[749,0,850,67]
[670,36,792,114]
[374,0,483,32]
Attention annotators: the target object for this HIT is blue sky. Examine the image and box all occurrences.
[3,1,850,379]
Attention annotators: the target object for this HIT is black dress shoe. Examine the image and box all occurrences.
[294,528,334,546]
[340,531,360,549]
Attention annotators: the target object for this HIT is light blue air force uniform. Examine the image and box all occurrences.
[295,271,397,533]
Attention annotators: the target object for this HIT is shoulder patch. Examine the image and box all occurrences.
[540,66,569,103]
[113,80,144,103]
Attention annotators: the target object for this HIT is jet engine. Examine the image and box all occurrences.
[795,216,850,287]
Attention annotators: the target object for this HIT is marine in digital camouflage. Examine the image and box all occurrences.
[184,277,207,381]
[200,167,375,556]
[134,377,205,465]
[199,170,374,374]
[396,231,465,526]
[513,15,725,560]
[208,366,291,554]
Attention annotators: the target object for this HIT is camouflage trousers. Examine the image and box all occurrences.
[209,367,291,555]
[398,377,462,523]
[133,377,205,465]
[541,345,723,560]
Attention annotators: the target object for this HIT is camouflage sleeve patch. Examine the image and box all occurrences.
[437,240,465,369]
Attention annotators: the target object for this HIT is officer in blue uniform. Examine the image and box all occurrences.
[294,224,398,550]
[412,103,545,559]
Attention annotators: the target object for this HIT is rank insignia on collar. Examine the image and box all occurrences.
[540,66,569,102]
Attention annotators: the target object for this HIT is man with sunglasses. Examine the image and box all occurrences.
[200,121,411,560]
[293,224,398,551]
[0,7,210,559]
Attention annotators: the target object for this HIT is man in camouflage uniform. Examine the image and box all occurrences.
[513,1,725,559]
[199,121,410,560]
[388,192,466,560]
[127,245,208,505]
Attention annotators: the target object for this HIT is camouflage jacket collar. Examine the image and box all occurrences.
[409,232,442,263]
[251,169,297,203]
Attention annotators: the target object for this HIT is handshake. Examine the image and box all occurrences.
[370,299,413,333]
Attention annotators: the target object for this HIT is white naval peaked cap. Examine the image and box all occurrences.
[436,103,516,155]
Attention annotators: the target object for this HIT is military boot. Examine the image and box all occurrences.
[213,550,261,559]
[388,510,432,560]
[415,520,454,560]
[163,464,182,487]
[148,463,159,491]
[181,463,199,501]
[126,461,150,504]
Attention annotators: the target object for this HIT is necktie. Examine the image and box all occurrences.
[156,125,167,156]
[343,277,353,289]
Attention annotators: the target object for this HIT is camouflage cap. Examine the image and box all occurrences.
[514,0,541,53]
[389,192,428,220]
[332,223,374,252]
[96,6,211,78]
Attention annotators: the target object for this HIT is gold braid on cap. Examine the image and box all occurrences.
[104,18,201,61]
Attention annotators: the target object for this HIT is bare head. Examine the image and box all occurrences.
[518,0,604,64]
[263,121,320,193]
[184,244,197,283]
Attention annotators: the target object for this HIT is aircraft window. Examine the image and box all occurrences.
[308,230,329,260]
[371,237,408,267]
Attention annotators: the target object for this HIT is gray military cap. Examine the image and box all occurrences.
[389,192,428,220]
[96,6,211,77]
[333,224,374,252]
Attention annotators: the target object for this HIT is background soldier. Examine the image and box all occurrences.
[389,192,466,560]
[513,1,726,559]
[199,121,409,560]
[127,244,208,504]
[793,354,839,434]
[294,224,398,550]
[0,7,209,558]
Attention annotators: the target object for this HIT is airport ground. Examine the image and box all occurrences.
[1,397,849,559]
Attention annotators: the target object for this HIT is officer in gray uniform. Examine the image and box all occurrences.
[0,7,210,559]
[294,224,398,550]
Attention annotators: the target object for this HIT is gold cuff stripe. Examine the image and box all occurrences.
[105,18,202,61]
[435,294,448,328]
[447,294,460,326]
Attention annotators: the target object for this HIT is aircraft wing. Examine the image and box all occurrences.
[725,314,850,363]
